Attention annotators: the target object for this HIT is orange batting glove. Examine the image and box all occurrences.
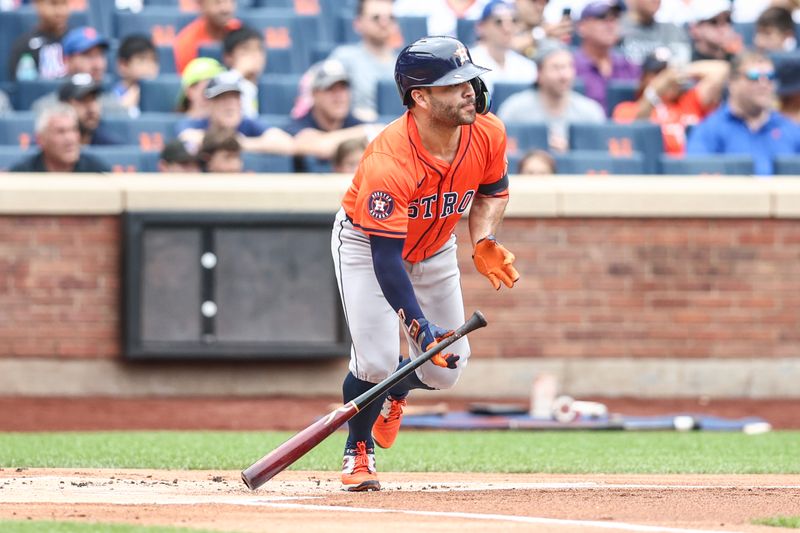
[472,235,520,290]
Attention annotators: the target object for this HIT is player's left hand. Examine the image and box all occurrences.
[472,235,520,290]
[407,318,459,369]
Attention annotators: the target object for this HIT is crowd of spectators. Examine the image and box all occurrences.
[1,0,800,176]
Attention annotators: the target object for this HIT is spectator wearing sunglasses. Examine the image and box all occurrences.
[469,0,538,94]
[328,0,400,122]
[687,0,743,61]
[573,0,640,114]
[686,51,800,175]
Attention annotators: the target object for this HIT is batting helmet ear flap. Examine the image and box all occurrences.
[471,77,490,115]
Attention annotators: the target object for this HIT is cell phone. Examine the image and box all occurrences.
[562,7,571,18]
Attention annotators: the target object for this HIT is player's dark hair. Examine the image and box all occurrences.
[117,34,156,61]
[756,7,794,35]
[357,0,394,16]
[223,25,263,56]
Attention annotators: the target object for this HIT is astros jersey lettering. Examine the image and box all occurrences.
[341,112,509,263]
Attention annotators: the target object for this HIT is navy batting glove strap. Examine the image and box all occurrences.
[410,318,451,350]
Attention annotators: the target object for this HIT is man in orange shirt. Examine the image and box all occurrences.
[331,36,519,492]
[612,46,728,155]
[174,0,241,74]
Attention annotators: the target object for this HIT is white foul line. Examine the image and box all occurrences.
[244,501,746,533]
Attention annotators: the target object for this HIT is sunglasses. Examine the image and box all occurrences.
[741,69,776,82]
[703,15,731,26]
[368,13,396,23]
[492,16,519,26]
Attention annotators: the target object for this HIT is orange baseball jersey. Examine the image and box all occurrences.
[341,111,509,263]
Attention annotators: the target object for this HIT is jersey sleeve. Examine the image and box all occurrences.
[349,153,415,239]
[477,114,509,198]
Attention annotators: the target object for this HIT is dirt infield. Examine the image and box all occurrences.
[2,469,799,532]
[1,397,799,532]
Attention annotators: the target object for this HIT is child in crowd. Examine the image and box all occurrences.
[222,25,266,118]
[198,129,243,173]
[518,149,556,175]
[10,0,70,80]
[332,137,368,174]
[113,34,160,117]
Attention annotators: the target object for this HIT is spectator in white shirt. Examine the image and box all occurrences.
[469,0,538,94]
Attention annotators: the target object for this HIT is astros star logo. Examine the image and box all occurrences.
[454,44,469,65]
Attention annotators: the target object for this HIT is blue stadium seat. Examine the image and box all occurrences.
[198,44,224,63]
[376,78,405,117]
[0,113,36,148]
[139,75,182,113]
[491,82,531,114]
[156,45,178,75]
[0,146,37,171]
[242,152,294,172]
[606,80,638,116]
[12,79,61,111]
[660,155,754,175]
[569,122,664,173]
[733,22,755,47]
[251,0,296,7]
[197,44,296,74]
[310,41,336,64]
[144,0,255,6]
[258,74,301,115]
[504,123,549,157]
[245,9,322,73]
[554,150,646,175]
[100,113,181,150]
[0,7,89,83]
[457,18,477,46]
[113,8,195,42]
[773,155,800,175]
[82,145,144,172]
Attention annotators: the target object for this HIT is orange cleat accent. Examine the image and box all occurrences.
[372,397,407,449]
[341,441,380,492]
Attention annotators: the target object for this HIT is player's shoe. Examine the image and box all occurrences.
[341,441,380,492]
[372,397,407,449]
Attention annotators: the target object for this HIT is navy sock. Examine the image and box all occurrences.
[388,357,434,400]
[342,372,385,450]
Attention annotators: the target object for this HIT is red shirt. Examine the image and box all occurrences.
[174,16,241,74]
[342,112,509,263]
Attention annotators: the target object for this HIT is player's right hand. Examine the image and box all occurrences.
[473,235,520,290]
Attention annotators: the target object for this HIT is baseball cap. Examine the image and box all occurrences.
[62,26,109,56]
[310,59,350,91]
[579,0,625,21]
[58,73,103,101]
[687,0,731,23]
[479,0,514,22]
[204,70,243,99]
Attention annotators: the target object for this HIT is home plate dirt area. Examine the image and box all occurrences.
[1,469,799,533]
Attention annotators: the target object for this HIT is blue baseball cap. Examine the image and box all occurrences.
[62,26,109,56]
[579,0,625,21]
[479,0,514,22]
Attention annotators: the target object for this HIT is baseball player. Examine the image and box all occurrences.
[331,36,520,491]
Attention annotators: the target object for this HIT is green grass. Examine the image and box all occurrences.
[753,516,800,528]
[1,430,798,474]
[0,521,227,533]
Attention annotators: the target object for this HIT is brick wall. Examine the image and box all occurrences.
[0,216,120,359]
[2,214,799,361]
[457,218,800,359]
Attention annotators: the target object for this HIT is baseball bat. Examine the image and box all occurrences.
[241,310,488,490]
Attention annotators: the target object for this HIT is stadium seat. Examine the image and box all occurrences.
[258,74,301,115]
[242,152,294,172]
[554,150,646,175]
[376,78,405,117]
[82,145,144,173]
[156,45,178,74]
[492,82,531,113]
[0,146,36,171]
[245,9,322,73]
[733,22,755,47]
[198,44,224,63]
[606,80,638,116]
[569,122,664,173]
[139,75,182,113]
[659,155,754,176]
[773,155,800,175]
[504,123,549,157]
[100,113,181,151]
[457,18,477,46]
[0,7,89,82]
[11,79,62,111]
[113,8,195,45]
[0,113,37,148]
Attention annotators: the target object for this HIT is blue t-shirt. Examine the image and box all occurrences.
[175,117,268,137]
[282,109,363,136]
[686,104,800,176]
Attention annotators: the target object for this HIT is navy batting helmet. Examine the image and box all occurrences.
[395,36,492,114]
